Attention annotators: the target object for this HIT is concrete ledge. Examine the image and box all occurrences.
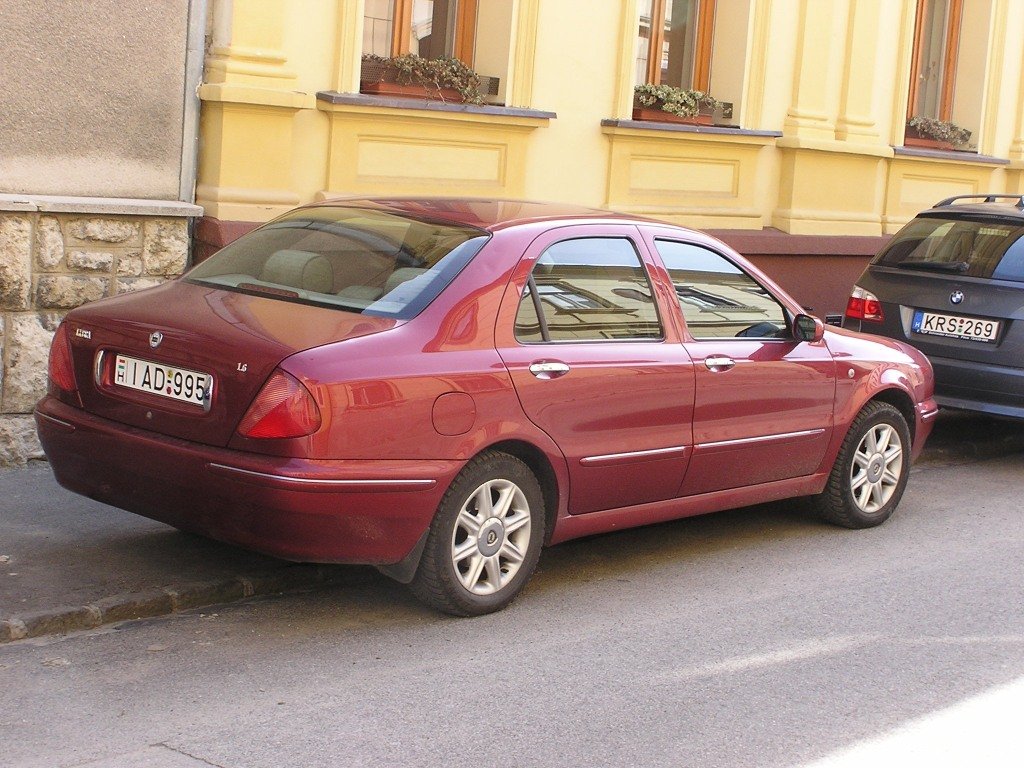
[0,194,204,217]
[0,564,375,645]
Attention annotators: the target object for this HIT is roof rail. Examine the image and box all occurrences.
[933,194,1024,209]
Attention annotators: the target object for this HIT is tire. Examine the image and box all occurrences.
[409,451,546,616]
[810,401,912,529]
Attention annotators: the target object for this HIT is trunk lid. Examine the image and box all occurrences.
[64,280,398,446]
[862,266,1023,366]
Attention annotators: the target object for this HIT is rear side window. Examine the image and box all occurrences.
[654,240,788,339]
[515,238,663,342]
[875,216,1024,282]
[185,206,488,319]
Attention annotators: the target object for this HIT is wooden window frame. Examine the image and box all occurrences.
[644,0,716,91]
[389,0,478,65]
[907,0,963,121]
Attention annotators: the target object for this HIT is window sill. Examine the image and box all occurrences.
[601,119,781,140]
[316,91,555,121]
[892,146,1009,165]
[0,194,202,217]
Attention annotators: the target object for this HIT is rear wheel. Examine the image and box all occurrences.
[409,451,545,616]
[811,401,911,528]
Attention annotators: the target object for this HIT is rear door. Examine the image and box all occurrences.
[645,236,836,496]
[495,225,695,515]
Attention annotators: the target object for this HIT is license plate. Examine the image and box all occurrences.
[911,310,999,343]
[114,354,211,406]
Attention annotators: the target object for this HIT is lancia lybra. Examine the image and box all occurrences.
[36,199,937,615]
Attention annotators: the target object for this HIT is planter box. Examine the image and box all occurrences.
[359,58,499,103]
[361,80,465,102]
[903,125,972,152]
[631,100,734,127]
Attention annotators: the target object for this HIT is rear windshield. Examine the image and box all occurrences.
[875,215,1024,282]
[185,206,489,318]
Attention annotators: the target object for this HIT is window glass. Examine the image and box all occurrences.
[654,240,788,339]
[515,238,663,342]
[637,0,713,90]
[875,215,1024,282]
[185,206,488,319]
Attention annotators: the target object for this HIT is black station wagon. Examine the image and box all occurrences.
[844,194,1024,419]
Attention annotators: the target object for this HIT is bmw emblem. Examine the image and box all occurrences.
[950,290,964,305]
[149,331,164,348]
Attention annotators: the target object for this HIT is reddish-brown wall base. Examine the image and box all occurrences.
[193,217,889,321]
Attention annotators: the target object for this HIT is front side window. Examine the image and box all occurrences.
[654,240,788,339]
[185,206,488,319]
[875,216,1024,282]
[515,238,663,343]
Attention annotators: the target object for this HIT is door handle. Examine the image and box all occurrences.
[529,361,570,379]
[704,356,736,372]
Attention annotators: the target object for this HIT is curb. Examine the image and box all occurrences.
[0,564,373,644]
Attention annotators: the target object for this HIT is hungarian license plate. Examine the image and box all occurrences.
[911,310,999,343]
[114,354,211,406]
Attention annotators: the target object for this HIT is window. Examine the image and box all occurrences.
[515,239,663,343]
[364,0,478,63]
[654,240,787,339]
[907,0,963,122]
[636,0,716,91]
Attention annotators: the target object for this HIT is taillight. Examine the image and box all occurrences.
[845,285,884,322]
[238,369,321,439]
[48,322,78,394]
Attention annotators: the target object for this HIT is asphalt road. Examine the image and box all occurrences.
[2,449,1022,767]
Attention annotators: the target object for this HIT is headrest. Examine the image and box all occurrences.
[260,250,333,293]
[384,267,427,294]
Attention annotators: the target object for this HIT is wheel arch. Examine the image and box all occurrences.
[481,439,561,544]
[867,386,918,443]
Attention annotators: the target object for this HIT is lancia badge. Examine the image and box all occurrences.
[950,290,964,305]
[149,331,164,348]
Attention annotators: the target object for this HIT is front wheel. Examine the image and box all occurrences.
[409,451,545,616]
[810,401,912,528]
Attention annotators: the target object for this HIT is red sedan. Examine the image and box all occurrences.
[36,199,937,615]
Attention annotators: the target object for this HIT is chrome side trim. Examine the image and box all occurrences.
[580,445,689,465]
[697,428,826,450]
[920,406,940,422]
[36,410,75,432]
[207,463,437,489]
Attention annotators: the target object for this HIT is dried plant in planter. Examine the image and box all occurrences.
[361,54,484,104]
[634,84,724,119]
[906,116,972,148]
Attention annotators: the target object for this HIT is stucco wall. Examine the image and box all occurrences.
[0,1,191,199]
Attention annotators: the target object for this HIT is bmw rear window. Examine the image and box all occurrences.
[185,206,489,319]
[875,216,1024,282]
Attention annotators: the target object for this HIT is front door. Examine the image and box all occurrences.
[646,236,836,496]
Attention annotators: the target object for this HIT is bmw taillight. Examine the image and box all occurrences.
[238,369,321,439]
[845,285,884,322]
[48,322,78,394]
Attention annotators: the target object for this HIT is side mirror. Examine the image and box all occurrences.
[793,314,825,343]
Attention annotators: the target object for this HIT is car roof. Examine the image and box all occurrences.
[307,196,651,232]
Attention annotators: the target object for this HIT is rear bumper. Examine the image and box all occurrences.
[931,355,1024,420]
[35,396,460,565]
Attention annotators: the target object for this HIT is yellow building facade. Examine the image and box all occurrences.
[195,0,1024,317]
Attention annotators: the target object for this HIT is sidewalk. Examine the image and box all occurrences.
[2,410,1023,643]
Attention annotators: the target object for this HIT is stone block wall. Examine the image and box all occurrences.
[0,211,191,466]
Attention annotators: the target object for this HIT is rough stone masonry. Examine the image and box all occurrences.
[0,212,189,466]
